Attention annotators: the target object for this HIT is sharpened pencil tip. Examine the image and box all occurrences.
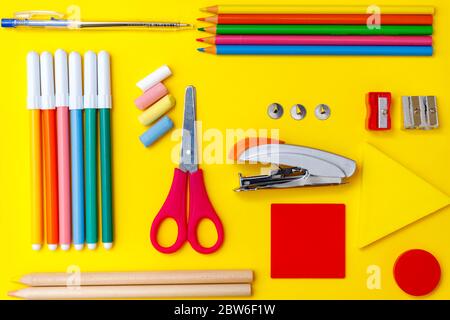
[8,291,17,298]
[197,17,205,22]
[196,38,205,42]
[197,48,205,52]
[10,275,22,284]
[198,27,205,32]
[200,7,208,12]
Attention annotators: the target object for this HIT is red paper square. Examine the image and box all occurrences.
[271,204,346,279]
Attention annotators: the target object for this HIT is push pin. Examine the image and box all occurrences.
[268,103,284,120]
[366,92,392,131]
[290,104,307,120]
[315,104,331,120]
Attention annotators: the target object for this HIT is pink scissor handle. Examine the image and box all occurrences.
[150,168,188,254]
[188,169,224,254]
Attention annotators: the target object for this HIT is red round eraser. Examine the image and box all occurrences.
[394,249,441,297]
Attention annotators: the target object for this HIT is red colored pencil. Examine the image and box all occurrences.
[198,14,433,25]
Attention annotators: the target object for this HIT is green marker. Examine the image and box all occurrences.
[203,25,433,36]
[84,51,98,250]
[98,51,113,250]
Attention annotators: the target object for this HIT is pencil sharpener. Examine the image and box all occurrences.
[366,92,392,131]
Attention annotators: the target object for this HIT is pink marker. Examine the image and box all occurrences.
[55,49,71,251]
[205,35,433,46]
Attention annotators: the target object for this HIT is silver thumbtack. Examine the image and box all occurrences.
[268,103,284,119]
[291,104,307,120]
[315,104,331,120]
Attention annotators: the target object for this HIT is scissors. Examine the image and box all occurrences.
[150,86,224,254]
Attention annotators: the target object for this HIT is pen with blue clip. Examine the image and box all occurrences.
[1,10,192,30]
[69,52,85,251]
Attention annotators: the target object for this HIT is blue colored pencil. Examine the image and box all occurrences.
[198,45,433,56]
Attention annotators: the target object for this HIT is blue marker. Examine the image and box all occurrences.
[69,52,85,250]
[199,45,433,56]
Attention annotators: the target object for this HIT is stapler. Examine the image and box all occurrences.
[232,141,357,192]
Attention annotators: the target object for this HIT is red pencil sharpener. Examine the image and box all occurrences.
[366,92,392,131]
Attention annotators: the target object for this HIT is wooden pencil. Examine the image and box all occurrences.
[16,270,254,287]
[198,25,433,36]
[201,5,435,15]
[198,14,434,25]
[9,284,252,300]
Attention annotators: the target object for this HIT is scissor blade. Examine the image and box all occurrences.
[180,85,198,173]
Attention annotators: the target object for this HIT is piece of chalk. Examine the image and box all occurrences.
[140,116,174,147]
[138,94,175,126]
[137,65,172,92]
[135,83,169,111]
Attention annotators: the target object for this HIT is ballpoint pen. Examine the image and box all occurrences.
[98,51,113,250]
[84,51,98,250]
[1,11,193,30]
[55,49,71,251]
[27,52,44,251]
[69,52,85,251]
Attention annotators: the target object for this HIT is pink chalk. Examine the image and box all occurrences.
[134,83,169,111]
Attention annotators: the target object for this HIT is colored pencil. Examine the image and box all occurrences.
[198,45,433,56]
[16,270,254,287]
[27,52,44,251]
[8,284,252,300]
[40,52,59,250]
[98,51,113,250]
[84,51,98,250]
[199,14,434,25]
[201,5,435,15]
[199,25,433,35]
[198,35,433,46]
[69,52,85,251]
[55,49,71,251]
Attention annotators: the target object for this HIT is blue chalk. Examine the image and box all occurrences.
[140,116,174,147]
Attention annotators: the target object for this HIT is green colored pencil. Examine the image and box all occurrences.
[199,25,433,35]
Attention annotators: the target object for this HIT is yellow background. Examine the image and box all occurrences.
[0,0,449,300]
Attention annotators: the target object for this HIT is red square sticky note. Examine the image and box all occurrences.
[271,204,346,279]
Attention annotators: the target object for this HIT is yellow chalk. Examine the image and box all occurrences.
[138,95,176,126]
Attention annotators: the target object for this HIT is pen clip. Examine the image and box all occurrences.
[14,10,65,20]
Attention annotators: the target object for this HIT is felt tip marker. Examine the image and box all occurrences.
[69,52,85,251]
[27,51,44,251]
[84,51,98,250]
[40,51,59,250]
[98,51,113,250]
[55,49,71,251]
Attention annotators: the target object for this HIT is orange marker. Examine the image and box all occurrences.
[27,52,44,251]
[40,52,59,250]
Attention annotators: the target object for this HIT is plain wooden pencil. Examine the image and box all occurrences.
[16,270,254,287]
[9,284,252,300]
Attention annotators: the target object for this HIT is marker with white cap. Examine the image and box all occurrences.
[55,49,71,251]
[69,52,85,251]
[27,52,44,251]
[98,51,113,250]
[40,51,59,251]
[84,51,98,250]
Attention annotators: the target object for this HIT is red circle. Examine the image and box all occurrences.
[394,249,441,297]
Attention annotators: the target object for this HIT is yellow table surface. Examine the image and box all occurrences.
[0,0,449,300]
